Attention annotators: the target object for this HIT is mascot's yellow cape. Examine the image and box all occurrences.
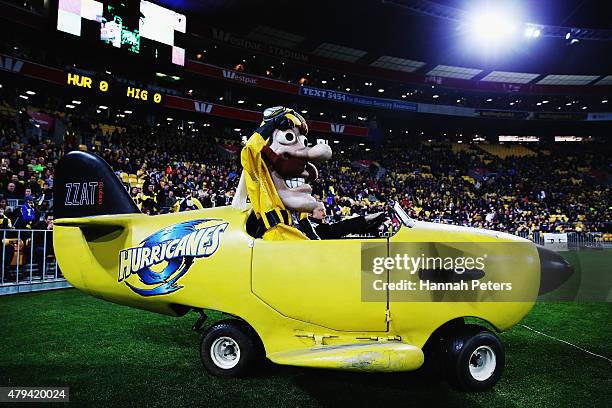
[241,131,308,241]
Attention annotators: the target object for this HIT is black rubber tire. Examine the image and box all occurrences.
[444,324,505,391]
[199,320,261,377]
[420,319,465,379]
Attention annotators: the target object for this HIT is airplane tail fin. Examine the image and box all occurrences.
[54,151,140,219]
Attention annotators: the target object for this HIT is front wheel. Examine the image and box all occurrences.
[444,324,505,391]
[200,320,262,377]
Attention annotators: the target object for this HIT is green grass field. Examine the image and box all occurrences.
[1,288,610,407]
[1,248,611,406]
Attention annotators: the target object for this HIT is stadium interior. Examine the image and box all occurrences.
[0,0,610,406]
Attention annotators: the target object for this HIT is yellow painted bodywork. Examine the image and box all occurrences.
[54,206,538,372]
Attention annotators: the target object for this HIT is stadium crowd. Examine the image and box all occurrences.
[0,109,610,238]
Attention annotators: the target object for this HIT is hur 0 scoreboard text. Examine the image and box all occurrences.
[66,72,163,103]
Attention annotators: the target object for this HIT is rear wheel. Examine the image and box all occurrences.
[200,320,262,377]
[444,324,505,391]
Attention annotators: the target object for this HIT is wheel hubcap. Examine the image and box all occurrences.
[210,336,241,369]
[469,345,496,381]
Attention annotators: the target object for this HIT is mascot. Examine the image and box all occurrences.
[234,106,332,240]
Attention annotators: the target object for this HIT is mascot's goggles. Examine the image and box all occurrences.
[263,106,309,136]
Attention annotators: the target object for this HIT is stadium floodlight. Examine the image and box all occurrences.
[301,110,308,114]
[65,104,75,108]
[237,100,245,104]
[234,128,241,132]
[321,80,327,84]
[433,94,439,98]
[72,100,81,104]
[345,87,351,91]
[468,8,517,43]
[378,88,385,93]
[542,100,549,104]
[26,90,36,95]
[486,98,493,102]
[524,26,541,39]
[19,95,28,99]
[99,105,108,109]
[124,110,132,114]
[603,100,609,103]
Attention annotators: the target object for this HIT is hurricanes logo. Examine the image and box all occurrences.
[118,219,228,296]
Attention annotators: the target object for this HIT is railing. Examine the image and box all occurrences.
[6,198,53,210]
[1,229,68,295]
[517,231,612,248]
[0,227,609,295]
[517,231,545,245]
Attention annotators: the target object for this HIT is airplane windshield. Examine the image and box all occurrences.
[393,202,416,228]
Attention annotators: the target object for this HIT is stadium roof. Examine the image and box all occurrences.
[426,65,483,80]
[311,43,368,62]
[536,74,600,85]
[246,25,304,49]
[370,56,426,73]
[480,71,541,84]
[159,0,612,75]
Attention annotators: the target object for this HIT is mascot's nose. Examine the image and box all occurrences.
[293,143,332,162]
[537,246,574,295]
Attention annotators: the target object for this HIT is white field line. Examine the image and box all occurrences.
[520,324,612,365]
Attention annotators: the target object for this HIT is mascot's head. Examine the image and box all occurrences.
[262,106,332,213]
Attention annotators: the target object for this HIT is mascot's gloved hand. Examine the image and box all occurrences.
[257,106,308,138]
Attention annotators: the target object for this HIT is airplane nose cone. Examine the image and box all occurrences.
[537,246,574,295]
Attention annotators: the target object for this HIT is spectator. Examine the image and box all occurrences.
[32,212,53,276]
[0,207,12,229]
[4,182,19,199]
[14,195,37,229]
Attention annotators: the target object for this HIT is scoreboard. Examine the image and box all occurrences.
[66,72,163,103]
[57,0,186,66]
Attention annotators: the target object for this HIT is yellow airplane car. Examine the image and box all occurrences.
[53,151,572,392]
